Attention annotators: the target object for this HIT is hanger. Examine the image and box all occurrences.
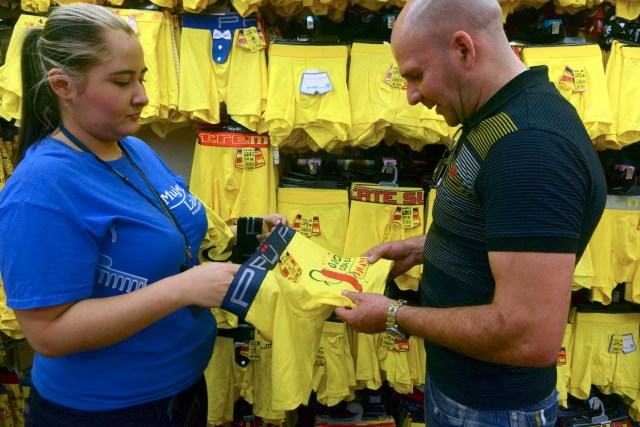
[379,157,398,187]
[271,37,349,46]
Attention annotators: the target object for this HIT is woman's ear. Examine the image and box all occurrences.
[47,68,73,99]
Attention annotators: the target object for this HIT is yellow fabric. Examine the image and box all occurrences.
[179,23,267,133]
[189,132,277,223]
[204,337,242,426]
[616,0,640,20]
[521,44,614,146]
[568,312,640,401]
[276,188,349,256]
[0,14,46,121]
[312,321,356,407]
[243,229,393,410]
[264,44,351,152]
[343,183,425,291]
[572,243,594,291]
[615,45,640,147]
[377,334,426,395]
[348,43,449,150]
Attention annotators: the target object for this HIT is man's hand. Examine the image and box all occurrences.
[334,291,395,334]
[363,236,425,279]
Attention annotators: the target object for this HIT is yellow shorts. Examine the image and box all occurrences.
[349,330,383,390]
[616,45,640,147]
[189,126,277,222]
[276,188,349,256]
[221,225,393,410]
[572,243,594,291]
[264,43,351,152]
[568,312,640,400]
[241,332,286,424]
[556,317,575,408]
[312,321,356,407]
[344,183,425,291]
[604,41,624,149]
[376,334,426,395]
[204,336,242,426]
[179,13,268,132]
[590,196,640,305]
[348,43,448,149]
[0,14,46,121]
[521,44,614,144]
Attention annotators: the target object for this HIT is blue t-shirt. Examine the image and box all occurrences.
[0,136,214,411]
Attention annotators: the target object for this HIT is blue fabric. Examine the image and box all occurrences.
[0,136,214,411]
[425,376,558,427]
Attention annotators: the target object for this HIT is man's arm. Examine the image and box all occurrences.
[336,250,574,367]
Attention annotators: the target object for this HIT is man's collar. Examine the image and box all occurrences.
[463,66,550,130]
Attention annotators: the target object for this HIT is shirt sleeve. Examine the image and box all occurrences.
[0,202,98,309]
[476,128,592,253]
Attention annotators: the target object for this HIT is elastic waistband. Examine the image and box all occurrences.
[575,311,640,324]
[350,183,425,205]
[182,12,256,31]
[197,130,270,148]
[522,43,601,60]
[277,188,349,205]
[106,8,164,23]
[351,42,393,55]
[269,43,348,59]
[221,224,295,320]
[322,320,347,336]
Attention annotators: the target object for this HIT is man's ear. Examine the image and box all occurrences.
[451,30,476,69]
[47,68,73,99]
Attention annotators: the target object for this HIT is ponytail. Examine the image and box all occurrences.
[17,27,59,163]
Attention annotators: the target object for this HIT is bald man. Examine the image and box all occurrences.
[335,0,607,425]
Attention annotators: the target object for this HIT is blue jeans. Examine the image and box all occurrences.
[26,376,207,427]
[425,376,558,427]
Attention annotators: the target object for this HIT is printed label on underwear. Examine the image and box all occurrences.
[351,185,424,205]
[239,340,261,360]
[392,206,421,228]
[559,65,586,92]
[315,345,325,366]
[556,347,566,366]
[300,71,333,95]
[237,26,266,52]
[383,64,406,89]
[279,251,302,282]
[609,334,624,354]
[292,214,321,237]
[234,147,266,170]
[308,255,373,292]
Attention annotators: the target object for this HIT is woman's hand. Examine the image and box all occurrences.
[257,213,288,242]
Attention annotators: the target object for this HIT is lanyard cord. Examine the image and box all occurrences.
[58,124,193,271]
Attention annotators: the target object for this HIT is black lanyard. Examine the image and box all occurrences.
[58,124,193,271]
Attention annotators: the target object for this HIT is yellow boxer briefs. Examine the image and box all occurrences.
[276,188,349,256]
[616,45,640,147]
[568,311,640,401]
[204,336,242,426]
[264,43,351,152]
[221,224,393,410]
[616,0,640,20]
[521,44,614,145]
[312,321,357,407]
[190,126,277,222]
[376,334,426,395]
[589,196,640,305]
[348,43,448,150]
[179,13,268,133]
[343,183,425,291]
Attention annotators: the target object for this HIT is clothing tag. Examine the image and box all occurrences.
[609,334,624,354]
[128,17,140,36]
[300,71,333,95]
[382,334,396,350]
[559,65,587,92]
[383,65,406,89]
[392,206,421,228]
[315,345,325,366]
[292,214,321,237]
[240,340,261,360]
[234,148,266,170]
[279,251,302,282]
[556,347,567,366]
[237,26,266,52]
[622,333,636,354]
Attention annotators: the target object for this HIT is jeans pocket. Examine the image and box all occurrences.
[427,380,468,427]
[510,392,559,427]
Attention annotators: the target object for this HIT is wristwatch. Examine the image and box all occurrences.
[386,299,410,340]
